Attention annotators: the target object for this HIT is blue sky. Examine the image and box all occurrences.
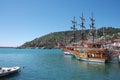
[0,0,120,47]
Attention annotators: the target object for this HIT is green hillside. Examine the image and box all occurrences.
[20,27,120,48]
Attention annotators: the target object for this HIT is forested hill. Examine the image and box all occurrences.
[20,27,120,48]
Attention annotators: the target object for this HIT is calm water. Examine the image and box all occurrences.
[0,48,120,80]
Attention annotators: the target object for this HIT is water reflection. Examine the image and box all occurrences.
[63,55,120,80]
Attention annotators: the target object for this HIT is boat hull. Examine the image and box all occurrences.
[77,57,106,63]
[64,52,72,55]
[0,66,20,77]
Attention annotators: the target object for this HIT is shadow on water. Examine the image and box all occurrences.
[0,72,20,80]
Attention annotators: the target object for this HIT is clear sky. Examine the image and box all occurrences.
[0,0,120,47]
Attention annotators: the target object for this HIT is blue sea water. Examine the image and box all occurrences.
[0,48,120,80]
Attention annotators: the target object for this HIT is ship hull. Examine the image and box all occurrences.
[77,57,106,63]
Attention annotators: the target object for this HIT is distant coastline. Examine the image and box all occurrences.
[0,46,17,48]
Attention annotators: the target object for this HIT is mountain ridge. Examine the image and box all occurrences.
[20,27,120,48]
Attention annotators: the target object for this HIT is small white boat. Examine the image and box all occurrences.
[64,52,72,55]
[0,66,20,77]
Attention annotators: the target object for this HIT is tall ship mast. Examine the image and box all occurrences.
[89,13,95,44]
[80,13,86,40]
[70,16,77,42]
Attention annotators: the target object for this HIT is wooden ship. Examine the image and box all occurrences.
[62,14,110,63]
